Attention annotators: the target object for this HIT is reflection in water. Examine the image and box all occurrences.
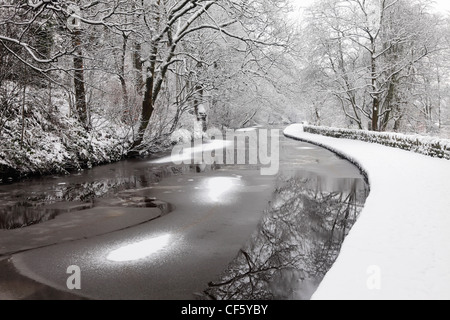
[0,203,58,230]
[107,234,171,262]
[207,177,238,202]
[204,173,369,300]
[0,162,217,230]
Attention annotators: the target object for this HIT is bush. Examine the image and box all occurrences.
[303,125,450,160]
[0,86,128,181]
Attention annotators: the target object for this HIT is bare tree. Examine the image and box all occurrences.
[304,0,445,131]
[128,0,291,151]
[0,0,138,127]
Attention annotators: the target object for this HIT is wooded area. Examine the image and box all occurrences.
[1,0,449,177]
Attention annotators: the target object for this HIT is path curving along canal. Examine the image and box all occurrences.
[0,130,369,300]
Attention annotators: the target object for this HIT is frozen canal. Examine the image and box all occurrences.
[0,131,368,300]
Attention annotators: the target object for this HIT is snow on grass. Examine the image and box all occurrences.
[284,124,450,300]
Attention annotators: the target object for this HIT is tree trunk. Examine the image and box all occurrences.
[119,33,129,121]
[131,40,161,150]
[72,30,88,129]
[120,77,129,112]
[437,66,442,131]
[170,68,184,134]
[20,84,26,149]
[134,41,143,95]
[381,77,397,131]
[372,97,380,132]
[194,85,207,133]
[132,42,177,150]
[133,68,155,150]
[370,51,379,132]
[336,36,363,129]
[393,115,402,132]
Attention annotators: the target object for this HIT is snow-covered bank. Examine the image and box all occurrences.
[0,85,131,182]
[0,121,126,182]
[284,124,450,300]
[303,125,450,160]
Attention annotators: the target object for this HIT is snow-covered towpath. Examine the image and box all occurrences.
[284,124,450,300]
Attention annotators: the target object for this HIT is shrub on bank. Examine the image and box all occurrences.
[303,125,450,160]
[0,90,128,182]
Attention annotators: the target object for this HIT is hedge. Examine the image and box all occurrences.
[303,125,450,160]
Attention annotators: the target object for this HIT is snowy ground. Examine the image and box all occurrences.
[284,124,450,300]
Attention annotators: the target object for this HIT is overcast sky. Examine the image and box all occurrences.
[291,0,450,17]
[432,0,450,12]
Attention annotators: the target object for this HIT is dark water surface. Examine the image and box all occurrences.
[0,131,369,300]
[203,137,369,300]
[0,154,192,229]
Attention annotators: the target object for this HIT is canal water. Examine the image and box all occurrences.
[0,130,369,300]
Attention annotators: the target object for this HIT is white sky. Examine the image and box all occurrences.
[290,0,450,18]
[431,0,450,13]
